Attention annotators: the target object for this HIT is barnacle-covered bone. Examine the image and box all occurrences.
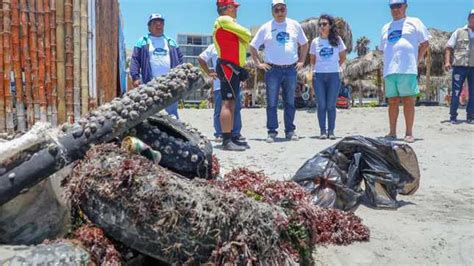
[0,64,205,205]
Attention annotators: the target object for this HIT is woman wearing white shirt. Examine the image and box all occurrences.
[309,15,346,139]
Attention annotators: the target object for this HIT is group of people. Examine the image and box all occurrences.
[129,0,474,151]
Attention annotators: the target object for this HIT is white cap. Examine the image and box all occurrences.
[389,0,407,4]
[470,9,474,16]
[272,0,286,7]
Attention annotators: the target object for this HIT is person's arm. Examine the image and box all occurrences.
[130,46,142,87]
[176,46,184,65]
[197,57,217,79]
[444,48,453,72]
[418,41,429,65]
[296,42,309,71]
[249,45,271,71]
[339,51,346,66]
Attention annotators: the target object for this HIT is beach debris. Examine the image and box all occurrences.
[293,136,421,210]
[64,143,369,265]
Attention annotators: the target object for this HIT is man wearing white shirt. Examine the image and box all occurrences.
[198,44,245,143]
[444,10,474,124]
[379,0,430,143]
[249,0,309,143]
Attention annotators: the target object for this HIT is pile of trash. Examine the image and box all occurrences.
[293,136,421,211]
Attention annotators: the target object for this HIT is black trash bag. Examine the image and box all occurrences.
[293,136,420,210]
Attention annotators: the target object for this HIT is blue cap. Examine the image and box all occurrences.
[389,0,407,4]
[148,13,164,25]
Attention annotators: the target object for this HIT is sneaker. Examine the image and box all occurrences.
[450,118,458,124]
[232,138,250,148]
[215,136,223,143]
[319,133,327,140]
[286,132,299,141]
[467,119,474,124]
[266,133,277,143]
[234,134,246,141]
[328,134,336,140]
[223,141,246,151]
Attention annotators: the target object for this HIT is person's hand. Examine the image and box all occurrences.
[257,63,272,71]
[295,62,304,71]
[133,79,141,88]
[444,62,452,72]
[208,70,218,80]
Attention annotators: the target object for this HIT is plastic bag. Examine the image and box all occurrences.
[293,136,420,210]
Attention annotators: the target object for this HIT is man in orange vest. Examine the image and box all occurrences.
[213,0,252,151]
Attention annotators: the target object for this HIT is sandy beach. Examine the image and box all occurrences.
[179,106,474,265]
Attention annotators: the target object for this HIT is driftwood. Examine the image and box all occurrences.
[0,64,204,205]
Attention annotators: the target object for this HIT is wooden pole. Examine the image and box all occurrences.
[65,0,74,123]
[44,0,52,123]
[20,0,33,129]
[88,0,97,109]
[80,0,88,114]
[28,0,40,123]
[4,0,15,134]
[37,0,47,122]
[73,0,80,119]
[426,47,432,101]
[56,0,66,123]
[0,6,5,132]
[12,0,26,131]
[50,0,58,126]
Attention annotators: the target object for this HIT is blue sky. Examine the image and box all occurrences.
[119,0,471,56]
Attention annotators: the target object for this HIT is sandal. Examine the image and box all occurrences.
[404,135,415,143]
[384,135,397,141]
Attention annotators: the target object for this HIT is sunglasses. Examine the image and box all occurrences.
[318,22,329,27]
[389,3,403,9]
[273,7,286,13]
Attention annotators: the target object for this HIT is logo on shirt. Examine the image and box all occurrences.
[153,47,168,56]
[319,47,334,59]
[388,30,402,43]
[276,32,290,44]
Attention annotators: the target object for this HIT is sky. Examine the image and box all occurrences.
[119,0,472,57]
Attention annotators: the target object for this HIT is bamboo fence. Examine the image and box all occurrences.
[0,0,123,134]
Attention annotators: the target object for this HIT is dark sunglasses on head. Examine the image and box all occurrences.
[318,22,329,27]
[390,3,403,9]
[273,7,286,13]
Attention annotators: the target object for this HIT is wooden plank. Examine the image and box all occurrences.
[28,0,40,123]
[64,0,74,123]
[80,0,88,114]
[37,0,47,122]
[0,4,5,132]
[20,0,34,128]
[12,0,26,131]
[4,0,15,134]
[56,0,66,123]
[50,0,58,126]
[44,0,52,123]
[72,0,80,119]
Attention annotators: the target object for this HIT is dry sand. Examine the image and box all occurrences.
[179,106,474,265]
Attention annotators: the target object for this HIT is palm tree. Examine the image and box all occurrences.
[355,36,370,57]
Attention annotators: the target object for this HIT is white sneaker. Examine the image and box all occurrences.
[286,132,299,141]
[266,133,276,143]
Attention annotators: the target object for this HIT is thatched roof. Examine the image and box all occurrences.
[418,74,451,89]
[350,79,378,91]
[428,28,451,54]
[300,17,353,54]
[343,50,383,79]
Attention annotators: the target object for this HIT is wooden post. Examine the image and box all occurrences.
[20,0,33,129]
[4,0,15,134]
[64,0,74,123]
[80,0,88,114]
[73,0,80,119]
[44,0,52,123]
[376,68,383,105]
[56,0,66,123]
[28,0,40,123]
[252,68,257,107]
[0,5,5,132]
[12,0,26,131]
[50,0,58,126]
[37,0,48,122]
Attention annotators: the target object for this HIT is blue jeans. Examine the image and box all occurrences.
[213,90,242,137]
[264,66,297,134]
[450,66,474,120]
[313,72,340,135]
[165,101,179,119]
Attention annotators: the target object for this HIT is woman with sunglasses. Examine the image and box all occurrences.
[309,15,346,140]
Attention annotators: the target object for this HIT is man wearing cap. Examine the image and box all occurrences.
[379,0,430,143]
[213,0,252,151]
[130,13,183,118]
[249,0,309,143]
[198,44,245,143]
[444,10,474,124]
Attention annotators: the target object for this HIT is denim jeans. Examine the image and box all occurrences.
[264,66,297,135]
[213,90,242,137]
[313,72,340,135]
[165,101,179,119]
[450,66,474,120]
